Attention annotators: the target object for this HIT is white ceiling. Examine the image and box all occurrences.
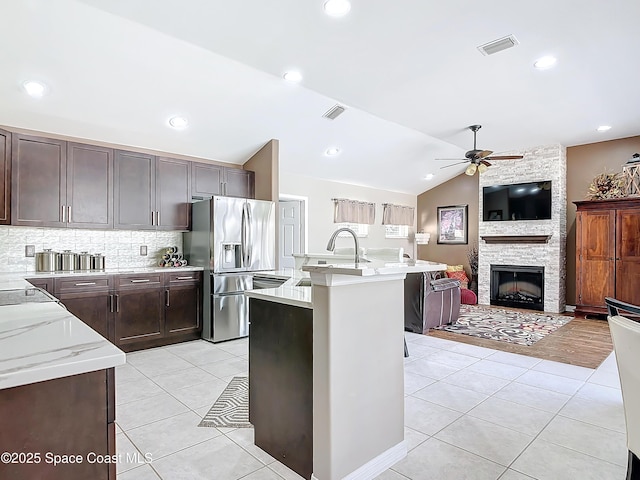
[2,0,639,194]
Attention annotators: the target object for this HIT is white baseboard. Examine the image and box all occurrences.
[312,441,407,480]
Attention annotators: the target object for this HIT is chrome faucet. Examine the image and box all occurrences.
[326,228,360,264]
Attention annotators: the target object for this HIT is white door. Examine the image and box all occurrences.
[279,200,302,269]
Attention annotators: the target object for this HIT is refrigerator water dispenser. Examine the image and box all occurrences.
[222,243,242,269]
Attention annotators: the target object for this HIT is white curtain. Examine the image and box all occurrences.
[333,198,376,224]
[382,203,414,226]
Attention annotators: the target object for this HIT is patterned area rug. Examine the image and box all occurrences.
[436,305,572,346]
[199,376,251,428]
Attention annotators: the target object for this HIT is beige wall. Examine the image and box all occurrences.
[416,135,640,305]
[416,173,479,274]
[243,139,279,202]
[280,172,417,256]
[566,135,640,304]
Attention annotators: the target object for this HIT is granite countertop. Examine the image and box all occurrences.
[22,265,204,278]
[0,270,130,390]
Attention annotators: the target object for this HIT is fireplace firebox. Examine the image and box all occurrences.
[490,265,544,311]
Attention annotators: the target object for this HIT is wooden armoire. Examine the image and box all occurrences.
[574,197,640,316]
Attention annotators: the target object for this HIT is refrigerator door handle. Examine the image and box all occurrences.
[246,203,252,266]
[241,202,249,267]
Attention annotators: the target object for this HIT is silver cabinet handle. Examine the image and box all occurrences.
[177,276,193,280]
[156,211,160,226]
[115,294,120,313]
[75,282,96,286]
[151,211,155,226]
[68,205,71,223]
[109,294,114,313]
[131,279,150,283]
[166,289,170,307]
[61,205,66,223]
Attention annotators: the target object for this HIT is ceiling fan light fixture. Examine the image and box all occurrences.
[323,0,351,17]
[533,56,557,70]
[477,163,488,174]
[465,164,477,176]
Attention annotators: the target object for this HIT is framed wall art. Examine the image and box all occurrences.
[437,204,468,244]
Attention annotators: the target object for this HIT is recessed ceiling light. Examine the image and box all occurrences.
[323,0,351,17]
[533,56,557,70]
[168,116,188,129]
[283,70,303,83]
[597,125,612,132]
[424,174,434,180]
[325,147,340,156]
[23,80,46,98]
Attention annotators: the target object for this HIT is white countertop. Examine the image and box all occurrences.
[20,266,204,278]
[302,259,447,276]
[246,269,313,309]
[0,270,134,390]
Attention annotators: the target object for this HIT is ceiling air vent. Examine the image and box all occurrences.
[323,104,346,120]
[477,34,519,56]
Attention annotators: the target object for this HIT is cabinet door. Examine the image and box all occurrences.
[165,283,201,336]
[11,134,67,227]
[224,168,255,198]
[576,209,615,308]
[616,207,640,306]
[0,129,10,225]
[67,143,113,229]
[114,288,164,346]
[114,150,155,229]
[156,157,190,230]
[192,162,223,198]
[58,292,113,341]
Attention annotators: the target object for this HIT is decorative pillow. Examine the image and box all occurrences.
[446,264,465,272]
[445,270,469,289]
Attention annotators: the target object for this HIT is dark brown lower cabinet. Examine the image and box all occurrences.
[0,369,115,480]
[54,276,113,341]
[249,298,313,480]
[26,272,203,352]
[165,272,202,337]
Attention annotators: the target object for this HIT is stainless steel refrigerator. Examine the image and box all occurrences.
[185,197,275,343]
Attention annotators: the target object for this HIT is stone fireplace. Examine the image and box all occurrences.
[490,264,545,311]
[478,144,567,313]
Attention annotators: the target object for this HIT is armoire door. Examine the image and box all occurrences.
[615,207,640,306]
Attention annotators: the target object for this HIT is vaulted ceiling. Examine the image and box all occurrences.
[2,0,639,194]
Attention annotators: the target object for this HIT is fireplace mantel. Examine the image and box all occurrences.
[481,235,552,244]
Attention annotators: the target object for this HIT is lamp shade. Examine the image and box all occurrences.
[465,164,477,176]
[477,163,488,174]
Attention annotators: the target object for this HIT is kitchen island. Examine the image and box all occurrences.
[246,260,445,480]
[0,275,126,480]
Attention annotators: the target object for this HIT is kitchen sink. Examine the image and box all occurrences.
[295,279,312,287]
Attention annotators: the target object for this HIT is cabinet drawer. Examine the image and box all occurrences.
[55,275,111,294]
[166,271,202,285]
[116,273,162,288]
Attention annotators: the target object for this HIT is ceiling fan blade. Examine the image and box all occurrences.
[436,158,467,161]
[439,160,469,169]
[486,155,524,160]
[480,160,492,167]
[478,150,493,158]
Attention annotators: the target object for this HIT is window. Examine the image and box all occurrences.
[385,225,409,238]
[338,223,369,237]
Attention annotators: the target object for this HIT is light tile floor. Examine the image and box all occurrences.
[115,333,627,480]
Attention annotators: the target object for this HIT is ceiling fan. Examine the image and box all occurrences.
[439,125,524,175]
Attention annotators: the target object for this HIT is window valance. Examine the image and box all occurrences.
[382,203,415,226]
[332,198,376,224]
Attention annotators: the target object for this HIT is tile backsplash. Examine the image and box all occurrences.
[0,226,183,273]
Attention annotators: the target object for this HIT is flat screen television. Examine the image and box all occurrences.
[483,181,552,221]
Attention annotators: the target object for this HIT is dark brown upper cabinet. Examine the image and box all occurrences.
[114,150,156,230]
[12,134,68,227]
[67,142,113,229]
[11,134,114,229]
[191,162,255,199]
[0,129,10,225]
[156,157,191,230]
[114,151,191,231]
